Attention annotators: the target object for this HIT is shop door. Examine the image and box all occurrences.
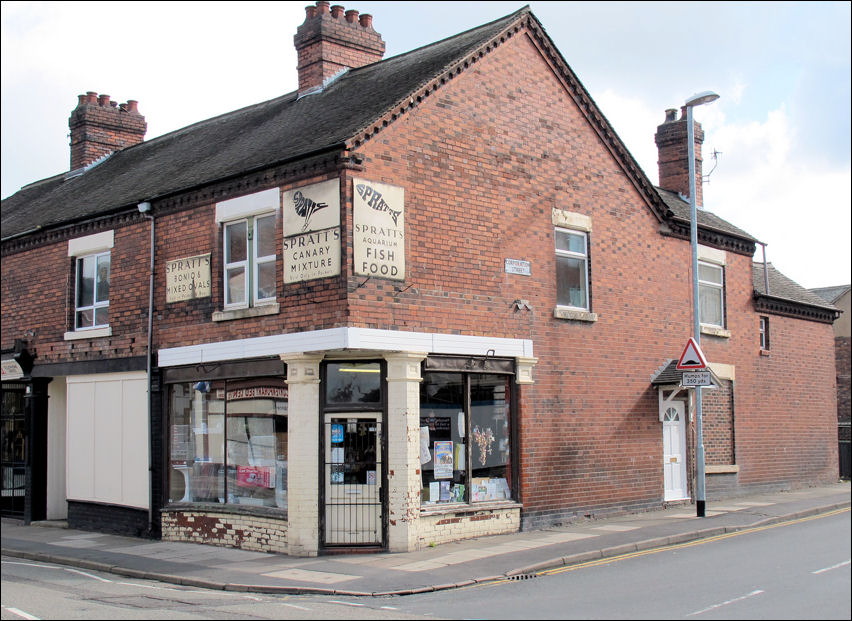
[1,385,27,518]
[662,402,689,501]
[322,414,383,547]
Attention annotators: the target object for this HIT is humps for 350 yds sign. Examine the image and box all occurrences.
[353,179,405,280]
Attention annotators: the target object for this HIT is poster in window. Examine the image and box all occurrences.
[331,424,344,444]
[433,441,454,479]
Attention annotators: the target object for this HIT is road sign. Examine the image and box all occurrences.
[682,371,712,387]
[676,337,707,370]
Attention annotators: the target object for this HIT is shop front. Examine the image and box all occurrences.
[158,327,535,556]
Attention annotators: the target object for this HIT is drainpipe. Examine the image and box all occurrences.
[759,242,770,295]
[138,201,155,534]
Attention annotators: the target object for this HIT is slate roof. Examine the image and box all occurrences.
[753,262,839,311]
[809,285,850,305]
[1,7,528,240]
[655,187,757,243]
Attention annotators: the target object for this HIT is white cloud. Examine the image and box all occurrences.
[703,107,851,288]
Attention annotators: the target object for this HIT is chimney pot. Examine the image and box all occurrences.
[295,4,384,94]
[69,92,146,170]
[665,108,677,123]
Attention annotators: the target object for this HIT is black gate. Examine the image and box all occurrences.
[322,416,384,547]
[1,384,27,518]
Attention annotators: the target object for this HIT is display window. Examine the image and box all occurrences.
[168,377,288,509]
[420,371,513,505]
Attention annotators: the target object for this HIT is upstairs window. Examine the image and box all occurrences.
[555,228,590,310]
[759,316,770,350]
[698,260,725,328]
[223,214,277,308]
[75,252,111,329]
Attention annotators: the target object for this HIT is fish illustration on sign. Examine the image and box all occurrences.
[292,191,328,232]
[355,183,401,225]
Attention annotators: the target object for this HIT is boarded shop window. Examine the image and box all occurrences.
[168,377,288,509]
[420,372,512,505]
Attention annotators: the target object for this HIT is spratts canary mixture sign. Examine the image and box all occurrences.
[282,179,341,284]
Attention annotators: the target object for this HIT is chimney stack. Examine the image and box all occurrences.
[294,1,385,95]
[654,107,706,206]
[69,91,147,171]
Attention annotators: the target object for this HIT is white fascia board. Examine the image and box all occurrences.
[158,327,533,367]
[215,188,280,223]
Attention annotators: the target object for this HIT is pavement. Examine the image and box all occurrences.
[2,482,849,597]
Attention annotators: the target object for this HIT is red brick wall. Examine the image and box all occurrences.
[153,174,349,351]
[702,380,734,465]
[1,220,150,364]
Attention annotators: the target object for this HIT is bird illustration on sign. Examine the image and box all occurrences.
[292,190,328,232]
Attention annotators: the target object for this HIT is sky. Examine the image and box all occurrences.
[2,1,850,289]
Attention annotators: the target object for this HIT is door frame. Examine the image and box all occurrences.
[319,360,388,552]
[661,398,689,501]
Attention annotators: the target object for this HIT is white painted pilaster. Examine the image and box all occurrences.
[281,353,324,557]
[384,351,427,552]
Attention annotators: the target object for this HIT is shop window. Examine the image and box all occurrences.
[223,214,277,309]
[168,377,288,509]
[698,261,725,328]
[555,228,590,310]
[325,362,382,406]
[75,251,110,329]
[420,372,512,505]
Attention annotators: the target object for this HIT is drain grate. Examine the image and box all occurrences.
[507,573,538,581]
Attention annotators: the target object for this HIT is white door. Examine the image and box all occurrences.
[662,401,688,501]
[323,414,383,546]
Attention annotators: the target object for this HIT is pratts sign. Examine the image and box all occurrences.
[353,179,405,280]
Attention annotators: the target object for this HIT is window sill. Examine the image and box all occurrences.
[420,500,521,517]
[705,464,739,474]
[64,326,112,340]
[554,307,598,322]
[162,501,287,520]
[212,303,279,322]
[759,349,771,357]
[700,325,731,338]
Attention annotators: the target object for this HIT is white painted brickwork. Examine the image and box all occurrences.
[161,511,288,554]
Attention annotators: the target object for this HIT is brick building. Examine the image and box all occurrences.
[1,3,842,554]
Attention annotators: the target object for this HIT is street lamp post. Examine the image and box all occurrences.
[685,90,719,518]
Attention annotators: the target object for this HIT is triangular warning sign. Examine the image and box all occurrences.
[676,337,708,370]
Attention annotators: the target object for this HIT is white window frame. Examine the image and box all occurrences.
[759,316,769,350]
[698,260,725,329]
[222,214,277,309]
[74,251,111,330]
[554,227,590,311]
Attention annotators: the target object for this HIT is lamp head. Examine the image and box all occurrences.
[685,91,720,108]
